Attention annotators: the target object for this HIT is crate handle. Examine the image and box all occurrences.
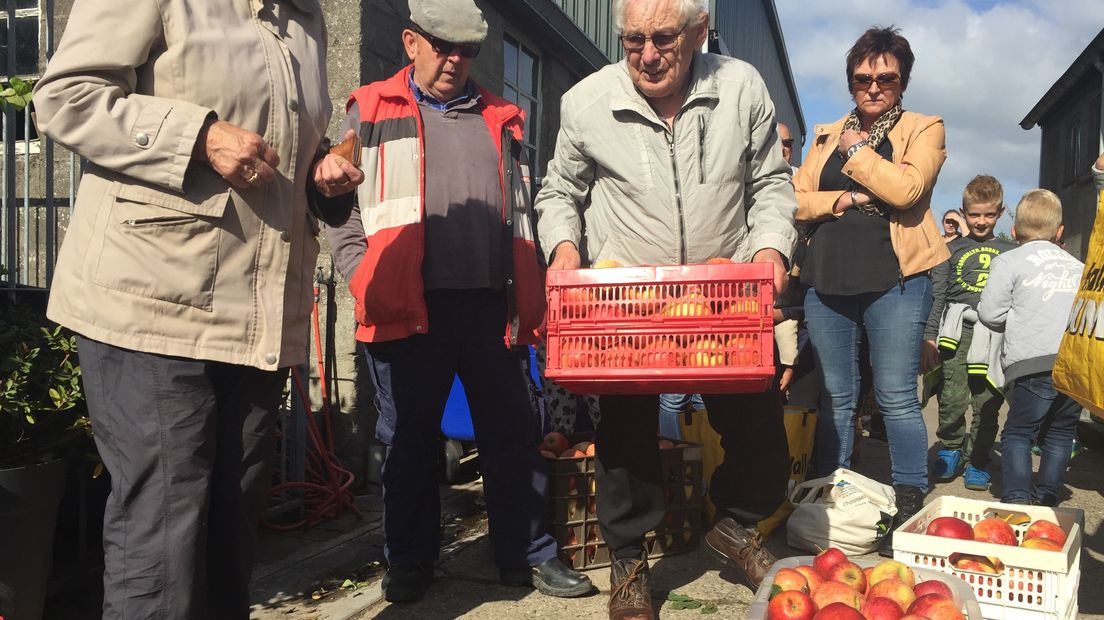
[948,552,1005,576]
[982,508,1031,526]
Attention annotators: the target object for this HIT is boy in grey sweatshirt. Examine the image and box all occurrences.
[978,189,1083,506]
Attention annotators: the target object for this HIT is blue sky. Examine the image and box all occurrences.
[775,1,1104,235]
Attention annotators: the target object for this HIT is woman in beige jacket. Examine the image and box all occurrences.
[792,26,949,557]
[32,1,362,617]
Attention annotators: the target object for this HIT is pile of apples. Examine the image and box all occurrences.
[923,515,1067,573]
[765,549,964,620]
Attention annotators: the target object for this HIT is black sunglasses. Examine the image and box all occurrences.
[412,26,481,59]
[850,72,900,90]
[618,27,685,52]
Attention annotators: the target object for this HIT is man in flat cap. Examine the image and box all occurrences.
[324,0,592,605]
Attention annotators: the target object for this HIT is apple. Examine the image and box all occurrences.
[811,581,863,611]
[1021,538,1063,551]
[828,561,867,593]
[952,554,999,574]
[869,559,917,588]
[687,338,727,367]
[907,593,965,620]
[912,580,954,601]
[901,616,929,620]
[592,259,623,268]
[658,438,675,449]
[541,432,570,456]
[705,257,735,264]
[539,449,558,459]
[813,547,848,578]
[794,565,824,593]
[925,516,974,540]
[862,597,905,620]
[772,567,810,594]
[862,567,874,594]
[812,602,864,620]
[767,590,817,620]
[973,517,1018,546]
[600,343,639,368]
[559,340,599,368]
[660,294,713,317]
[570,441,595,457]
[1024,519,1067,547]
[867,579,917,612]
[639,338,681,367]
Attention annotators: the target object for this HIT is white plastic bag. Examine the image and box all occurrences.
[785,468,897,556]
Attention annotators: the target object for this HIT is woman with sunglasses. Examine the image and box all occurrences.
[792,26,949,555]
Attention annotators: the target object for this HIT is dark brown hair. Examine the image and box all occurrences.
[846,26,914,92]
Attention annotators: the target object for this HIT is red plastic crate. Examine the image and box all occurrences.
[545,263,774,394]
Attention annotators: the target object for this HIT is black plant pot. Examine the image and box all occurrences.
[0,458,67,620]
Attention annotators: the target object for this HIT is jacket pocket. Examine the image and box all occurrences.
[92,182,230,311]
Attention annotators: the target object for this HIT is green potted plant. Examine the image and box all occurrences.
[0,282,90,618]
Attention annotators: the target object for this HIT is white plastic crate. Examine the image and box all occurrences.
[892,496,1083,620]
[747,555,984,619]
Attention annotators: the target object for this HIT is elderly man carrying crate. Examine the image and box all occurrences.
[534,0,798,617]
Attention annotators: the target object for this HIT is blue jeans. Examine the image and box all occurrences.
[657,393,703,439]
[804,275,933,491]
[1000,374,1081,505]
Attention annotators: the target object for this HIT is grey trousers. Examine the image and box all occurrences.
[77,337,285,620]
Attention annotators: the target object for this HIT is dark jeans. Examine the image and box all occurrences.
[77,336,284,620]
[595,389,788,559]
[1000,373,1081,505]
[363,289,556,569]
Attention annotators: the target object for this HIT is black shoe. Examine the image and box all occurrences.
[501,557,594,598]
[878,485,925,558]
[382,563,434,603]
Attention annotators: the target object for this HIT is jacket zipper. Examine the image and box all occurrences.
[697,115,706,184]
[666,129,687,264]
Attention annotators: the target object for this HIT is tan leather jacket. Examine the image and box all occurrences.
[794,111,950,277]
[34,0,331,370]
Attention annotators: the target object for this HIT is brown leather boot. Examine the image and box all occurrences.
[608,554,654,620]
[704,517,776,589]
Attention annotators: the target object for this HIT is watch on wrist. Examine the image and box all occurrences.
[846,140,867,160]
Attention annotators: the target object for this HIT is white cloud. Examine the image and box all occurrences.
[777,0,1104,232]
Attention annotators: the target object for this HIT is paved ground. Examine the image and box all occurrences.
[246,398,1104,620]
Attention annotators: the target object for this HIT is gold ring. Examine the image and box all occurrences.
[244,168,260,184]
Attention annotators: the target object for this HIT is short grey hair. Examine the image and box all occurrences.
[612,0,710,32]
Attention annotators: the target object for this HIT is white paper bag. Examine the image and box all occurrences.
[785,468,897,556]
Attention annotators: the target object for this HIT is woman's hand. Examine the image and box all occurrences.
[312,129,365,198]
[197,119,280,188]
[837,128,865,157]
[832,189,874,214]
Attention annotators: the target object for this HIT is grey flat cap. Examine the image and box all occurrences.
[409,0,488,45]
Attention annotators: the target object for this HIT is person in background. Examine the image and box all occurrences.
[978,190,1083,506]
[323,0,591,604]
[792,26,949,557]
[1095,152,1104,192]
[535,0,797,616]
[942,209,968,242]
[774,122,801,397]
[31,1,362,617]
[921,175,1014,492]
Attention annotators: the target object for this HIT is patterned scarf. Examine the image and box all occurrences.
[840,102,904,217]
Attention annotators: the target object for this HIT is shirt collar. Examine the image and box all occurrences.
[408,72,480,111]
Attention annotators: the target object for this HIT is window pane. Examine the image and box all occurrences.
[503,38,518,86]
[16,0,39,9]
[518,97,533,142]
[518,49,535,95]
[14,15,36,75]
[504,84,518,105]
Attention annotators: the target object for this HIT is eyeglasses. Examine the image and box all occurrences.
[412,26,481,59]
[781,139,794,148]
[850,72,901,90]
[619,28,685,52]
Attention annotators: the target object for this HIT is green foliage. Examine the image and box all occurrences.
[0,302,89,468]
[0,76,33,111]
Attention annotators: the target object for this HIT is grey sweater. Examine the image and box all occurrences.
[977,240,1084,388]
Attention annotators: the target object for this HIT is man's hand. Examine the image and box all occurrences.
[778,366,794,394]
[312,129,365,198]
[920,339,940,374]
[549,241,581,270]
[752,248,788,296]
[198,119,280,188]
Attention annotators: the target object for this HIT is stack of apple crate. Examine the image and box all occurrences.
[546,433,705,570]
[892,496,1083,620]
[544,262,775,395]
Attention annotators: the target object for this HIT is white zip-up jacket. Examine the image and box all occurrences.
[534,52,797,266]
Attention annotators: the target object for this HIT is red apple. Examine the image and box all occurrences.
[867,579,917,612]
[912,579,954,601]
[925,516,974,540]
[772,567,810,593]
[767,589,817,620]
[811,581,863,611]
[862,597,905,620]
[1024,519,1067,547]
[901,616,929,620]
[863,567,875,594]
[813,547,848,578]
[570,441,596,457]
[828,561,867,593]
[539,449,558,459]
[869,559,917,588]
[794,565,824,593]
[812,602,864,620]
[973,517,1018,546]
[907,593,965,619]
[541,432,570,456]
[1021,538,1063,551]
